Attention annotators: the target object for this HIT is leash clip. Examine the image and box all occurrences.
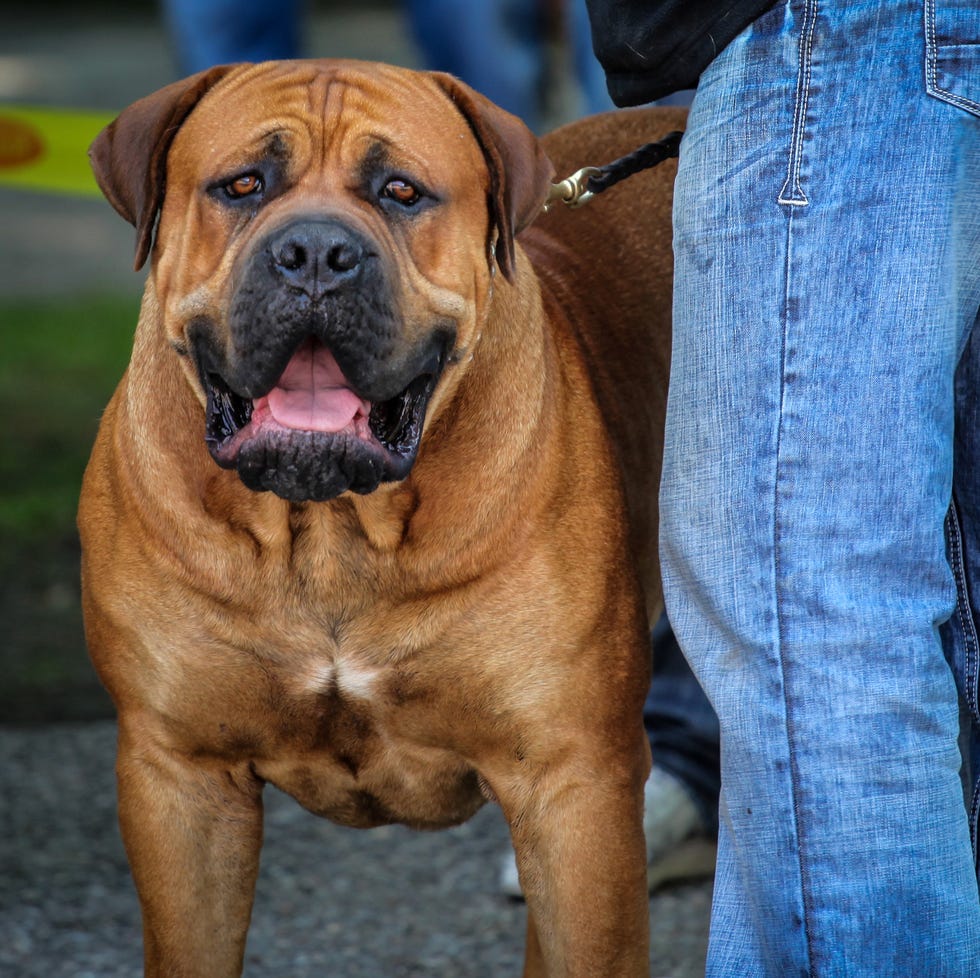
[544,166,603,211]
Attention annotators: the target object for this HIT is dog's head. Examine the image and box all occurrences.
[90,60,554,502]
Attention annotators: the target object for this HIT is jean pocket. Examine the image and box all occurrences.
[926,0,980,117]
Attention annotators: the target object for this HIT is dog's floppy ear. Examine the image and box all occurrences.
[431,73,555,283]
[89,65,237,271]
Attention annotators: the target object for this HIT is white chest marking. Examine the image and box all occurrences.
[336,661,379,700]
[304,661,379,701]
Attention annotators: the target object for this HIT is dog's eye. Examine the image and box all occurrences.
[224,173,264,199]
[381,179,421,207]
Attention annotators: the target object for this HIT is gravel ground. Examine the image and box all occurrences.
[1,722,711,977]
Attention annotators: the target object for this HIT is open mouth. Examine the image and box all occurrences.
[202,336,438,500]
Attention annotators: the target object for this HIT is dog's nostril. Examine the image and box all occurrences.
[268,221,368,293]
[327,241,361,273]
[274,241,308,272]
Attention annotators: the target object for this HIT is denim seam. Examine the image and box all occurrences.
[778,0,818,207]
[946,499,980,867]
[775,205,816,977]
[924,0,980,116]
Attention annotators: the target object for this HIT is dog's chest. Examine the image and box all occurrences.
[212,642,486,831]
[157,522,494,829]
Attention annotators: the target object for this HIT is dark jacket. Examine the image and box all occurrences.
[585,0,780,105]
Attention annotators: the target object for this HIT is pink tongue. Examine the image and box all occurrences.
[264,339,371,432]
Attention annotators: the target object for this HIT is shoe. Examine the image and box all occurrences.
[497,765,716,898]
[642,765,716,892]
[499,841,524,899]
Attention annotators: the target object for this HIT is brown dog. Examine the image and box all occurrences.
[78,59,681,977]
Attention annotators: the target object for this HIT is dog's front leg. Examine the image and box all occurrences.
[504,766,650,978]
[115,719,264,978]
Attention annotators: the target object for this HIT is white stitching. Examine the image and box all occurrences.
[946,502,980,862]
[778,0,819,206]
[924,0,980,116]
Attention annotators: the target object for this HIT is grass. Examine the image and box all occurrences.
[0,293,137,722]
[0,294,137,540]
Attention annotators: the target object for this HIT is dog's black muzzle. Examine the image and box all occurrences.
[188,218,454,503]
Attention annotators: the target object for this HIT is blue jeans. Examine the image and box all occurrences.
[162,0,304,73]
[405,0,612,129]
[660,1,980,975]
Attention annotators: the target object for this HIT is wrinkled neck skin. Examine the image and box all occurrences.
[107,250,563,603]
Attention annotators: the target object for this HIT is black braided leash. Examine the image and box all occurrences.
[544,129,684,211]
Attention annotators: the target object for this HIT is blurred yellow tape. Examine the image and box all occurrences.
[0,105,113,197]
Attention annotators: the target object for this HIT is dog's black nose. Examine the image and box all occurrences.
[268,220,368,297]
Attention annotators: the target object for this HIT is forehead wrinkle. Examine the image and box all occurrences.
[303,71,358,174]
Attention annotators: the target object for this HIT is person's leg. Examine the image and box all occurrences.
[946,313,980,865]
[405,0,545,126]
[162,0,304,74]
[939,40,980,868]
[661,2,980,975]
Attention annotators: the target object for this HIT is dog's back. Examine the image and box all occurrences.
[523,106,684,615]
